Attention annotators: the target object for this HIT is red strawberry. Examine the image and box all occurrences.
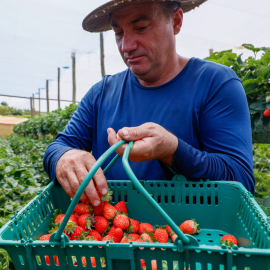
[74,203,92,215]
[127,219,140,233]
[166,225,172,236]
[263,109,270,117]
[102,235,114,242]
[152,260,157,270]
[82,257,87,267]
[179,219,200,235]
[103,203,117,220]
[69,214,79,225]
[96,187,113,202]
[73,212,80,219]
[128,233,140,241]
[220,235,238,247]
[141,233,153,242]
[91,257,96,267]
[94,216,109,234]
[70,226,87,241]
[107,226,123,243]
[154,228,168,243]
[171,234,177,242]
[88,229,102,241]
[78,214,95,230]
[137,237,146,249]
[39,234,51,241]
[138,223,154,235]
[55,214,65,225]
[140,259,146,270]
[88,235,99,241]
[54,213,78,234]
[120,236,129,243]
[93,202,104,216]
[113,213,129,230]
[114,201,127,214]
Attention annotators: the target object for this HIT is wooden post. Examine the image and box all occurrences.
[46,80,49,113]
[39,89,41,116]
[100,32,105,77]
[58,67,60,108]
[209,49,214,56]
[71,53,76,104]
[30,97,33,118]
[32,94,35,116]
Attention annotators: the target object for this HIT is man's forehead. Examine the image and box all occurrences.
[111,2,161,26]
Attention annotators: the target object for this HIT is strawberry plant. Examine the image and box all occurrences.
[205,44,270,143]
[13,104,78,138]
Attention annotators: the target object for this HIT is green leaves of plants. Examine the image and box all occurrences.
[205,44,270,133]
[13,104,77,138]
[250,102,266,111]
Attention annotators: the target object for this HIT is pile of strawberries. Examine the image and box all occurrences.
[38,188,237,266]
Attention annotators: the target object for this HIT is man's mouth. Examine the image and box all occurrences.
[126,55,144,64]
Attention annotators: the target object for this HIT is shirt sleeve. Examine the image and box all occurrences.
[169,78,255,194]
[43,81,102,183]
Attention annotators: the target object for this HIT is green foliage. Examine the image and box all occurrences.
[6,134,50,186]
[0,107,8,116]
[0,137,45,218]
[14,104,77,137]
[253,143,270,214]
[0,135,51,270]
[0,102,8,107]
[205,44,270,133]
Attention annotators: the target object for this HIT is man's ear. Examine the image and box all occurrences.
[173,8,183,35]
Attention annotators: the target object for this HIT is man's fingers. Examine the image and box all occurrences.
[58,175,75,198]
[75,166,95,203]
[118,124,151,141]
[107,128,119,145]
[84,179,102,206]
[84,158,108,206]
[64,170,88,202]
[107,128,127,155]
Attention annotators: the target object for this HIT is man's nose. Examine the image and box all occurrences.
[121,31,137,53]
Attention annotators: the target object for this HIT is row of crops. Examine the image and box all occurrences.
[0,135,52,269]
[13,104,78,138]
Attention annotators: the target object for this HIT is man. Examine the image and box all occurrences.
[44,0,255,207]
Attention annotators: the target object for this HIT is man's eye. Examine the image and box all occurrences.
[138,26,147,30]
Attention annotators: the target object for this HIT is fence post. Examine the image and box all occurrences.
[100,32,105,77]
[71,53,76,104]
[58,67,60,108]
[46,80,49,113]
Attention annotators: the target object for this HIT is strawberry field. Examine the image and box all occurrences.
[0,45,270,269]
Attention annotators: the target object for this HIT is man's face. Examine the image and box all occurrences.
[111,3,178,81]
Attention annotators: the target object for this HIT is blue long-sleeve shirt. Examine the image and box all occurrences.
[43,57,255,193]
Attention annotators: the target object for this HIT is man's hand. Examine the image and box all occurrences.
[107,122,178,166]
[55,149,108,206]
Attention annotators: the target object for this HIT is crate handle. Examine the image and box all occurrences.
[122,141,190,245]
[53,139,126,241]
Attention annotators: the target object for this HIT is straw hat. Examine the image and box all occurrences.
[83,0,207,33]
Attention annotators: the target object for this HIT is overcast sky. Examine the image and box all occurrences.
[1,0,269,112]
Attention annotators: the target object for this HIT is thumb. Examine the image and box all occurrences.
[118,126,149,141]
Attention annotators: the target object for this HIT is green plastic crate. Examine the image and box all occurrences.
[0,140,269,270]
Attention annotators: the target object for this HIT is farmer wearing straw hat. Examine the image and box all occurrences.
[44,0,255,206]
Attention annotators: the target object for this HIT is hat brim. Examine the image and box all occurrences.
[82,0,207,33]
